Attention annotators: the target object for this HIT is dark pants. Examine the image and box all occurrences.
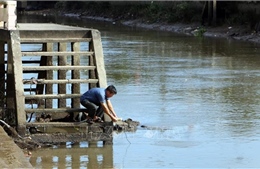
[80,99,104,119]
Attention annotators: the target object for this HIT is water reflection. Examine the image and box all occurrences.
[30,143,113,169]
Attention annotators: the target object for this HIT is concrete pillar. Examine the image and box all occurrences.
[0,1,17,30]
[0,4,3,28]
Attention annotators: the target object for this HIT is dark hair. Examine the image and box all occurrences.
[106,85,117,94]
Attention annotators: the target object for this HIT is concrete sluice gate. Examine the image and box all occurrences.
[0,22,114,145]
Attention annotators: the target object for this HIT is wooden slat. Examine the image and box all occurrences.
[23,79,98,84]
[24,94,81,99]
[25,108,87,113]
[22,65,96,71]
[20,38,92,43]
[21,51,93,56]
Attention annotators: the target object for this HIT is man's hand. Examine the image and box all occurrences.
[116,117,123,121]
[112,117,118,122]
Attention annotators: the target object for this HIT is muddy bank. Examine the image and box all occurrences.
[79,15,260,44]
[23,9,260,45]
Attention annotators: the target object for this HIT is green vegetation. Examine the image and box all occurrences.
[26,1,260,31]
[51,1,203,23]
[194,27,207,37]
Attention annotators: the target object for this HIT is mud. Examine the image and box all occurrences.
[105,18,260,44]
[114,118,140,132]
[23,9,260,45]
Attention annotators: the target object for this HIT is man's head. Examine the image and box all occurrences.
[106,85,117,98]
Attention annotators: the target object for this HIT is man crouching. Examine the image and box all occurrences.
[80,85,119,123]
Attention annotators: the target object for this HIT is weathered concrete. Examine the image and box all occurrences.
[1,22,109,137]
[0,126,33,168]
[17,23,89,30]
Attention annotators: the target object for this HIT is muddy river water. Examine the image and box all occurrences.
[18,14,260,168]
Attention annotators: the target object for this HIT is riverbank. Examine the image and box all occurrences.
[120,19,260,44]
[23,9,260,45]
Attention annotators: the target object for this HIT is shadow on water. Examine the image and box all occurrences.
[18,14,260,168]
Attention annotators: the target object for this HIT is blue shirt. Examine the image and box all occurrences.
[80,88,108,105]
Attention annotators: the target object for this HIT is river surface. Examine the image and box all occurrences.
[18,14,260,168]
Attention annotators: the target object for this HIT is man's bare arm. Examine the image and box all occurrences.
[100,102,117,122]
[106,100,118,118]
